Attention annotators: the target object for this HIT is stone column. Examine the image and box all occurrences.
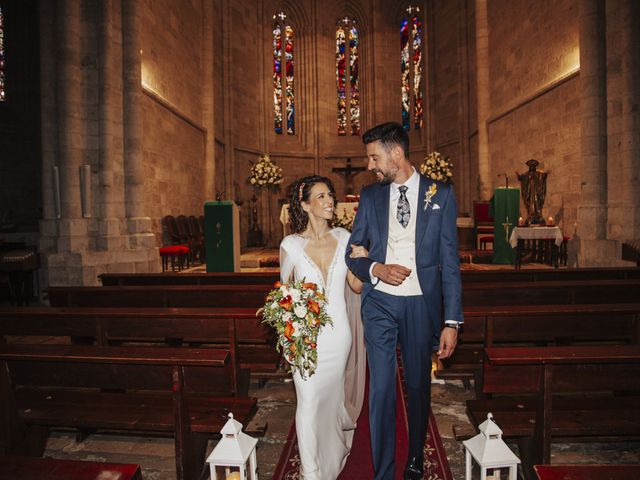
[38,0,58,254]
[98,0,126,250]
[576,0,613,265]
[122,0,153,247]
[202,0,216,201]
[475,0,492,200]
[55,0,87,252]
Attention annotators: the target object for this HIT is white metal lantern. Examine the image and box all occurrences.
[463,413,520,480]
[206,412,258,480]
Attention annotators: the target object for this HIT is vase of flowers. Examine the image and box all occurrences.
[248,154,284,246]
[333,206,357,231]
[419,151,454,183]
[259,279,333,379]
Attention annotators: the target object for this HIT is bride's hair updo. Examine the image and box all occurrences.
[289,175,337,234]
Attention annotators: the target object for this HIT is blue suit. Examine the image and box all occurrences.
[346,174,463,480]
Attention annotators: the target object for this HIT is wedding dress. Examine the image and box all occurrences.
[279,227,357,480]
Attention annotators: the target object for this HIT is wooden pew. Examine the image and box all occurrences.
[0,344,257,480]
[49,279,640,309]
[99,271,280,286]
[438,303,640,383]
[466,345,640,479]
[97,267,640,287]
[0,457,142,480]
[534,464,640,480]
[461,279,640,306]
[47,285,270,308]
[0,306,281,383]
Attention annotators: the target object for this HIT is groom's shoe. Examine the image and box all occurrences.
[403,456,424,480]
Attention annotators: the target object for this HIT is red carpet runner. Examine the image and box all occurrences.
[272,366,452,480]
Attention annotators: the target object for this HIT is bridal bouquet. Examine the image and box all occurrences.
[419,151,454,183]
[248,154,284,188]
[259,279,332,379]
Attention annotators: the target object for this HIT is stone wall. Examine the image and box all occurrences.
[139,0,209,241]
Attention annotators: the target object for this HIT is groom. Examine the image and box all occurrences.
[346,122,463,480]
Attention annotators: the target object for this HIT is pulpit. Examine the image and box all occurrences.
[489,188,520,264]
[204,201,240,272]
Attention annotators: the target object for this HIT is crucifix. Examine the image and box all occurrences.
[502,216,513,242]
[332,157,366,196]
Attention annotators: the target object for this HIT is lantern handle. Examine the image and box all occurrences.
[487,412,493,420]
[228,412,234,420]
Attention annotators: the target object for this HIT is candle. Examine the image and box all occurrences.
[518,216,524,226]
[226,472,241,480]
[547,216,554,226]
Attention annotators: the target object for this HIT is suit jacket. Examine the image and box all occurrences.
[345,174,463,335]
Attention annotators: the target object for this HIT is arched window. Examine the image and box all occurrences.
[336,16,359,136]
[0,5,5,102]
[273,11,294,134]
[401,6,423,130]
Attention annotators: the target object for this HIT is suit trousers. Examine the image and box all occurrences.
[362,289,434,480]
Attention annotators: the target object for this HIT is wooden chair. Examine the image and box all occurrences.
[473,201,494,250]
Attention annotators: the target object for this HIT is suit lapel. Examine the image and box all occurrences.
[374,183,390,252]
[416,174,430,249]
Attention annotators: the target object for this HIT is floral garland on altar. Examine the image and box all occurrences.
[419,151,453,183]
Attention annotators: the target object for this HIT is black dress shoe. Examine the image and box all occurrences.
[403,456,424,480]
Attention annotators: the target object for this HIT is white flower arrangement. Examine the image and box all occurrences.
[248,154,284,188]
[419,151,454,183]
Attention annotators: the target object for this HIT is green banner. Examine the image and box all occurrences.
[489,188,520,264]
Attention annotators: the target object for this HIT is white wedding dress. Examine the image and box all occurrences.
[279,228,356,480]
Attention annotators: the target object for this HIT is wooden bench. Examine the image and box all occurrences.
[97,267,640,287]
[462,279,640,306]
[438,303,640,384]
[466,345,640,478]
[99,271,280,286]
[534,464,640,480]
[0,306,282,384]
[47,285,270,308]
[0,456,142,480]
[0,344,257,480]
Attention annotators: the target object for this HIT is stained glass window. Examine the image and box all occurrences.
[401,6,423,130]
[273,12,294,134]
[0,5,5,102]
[336,17,359,136]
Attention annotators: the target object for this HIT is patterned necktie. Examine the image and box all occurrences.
[397,185,410,228]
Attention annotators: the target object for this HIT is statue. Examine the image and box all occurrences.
[517,159,548,225]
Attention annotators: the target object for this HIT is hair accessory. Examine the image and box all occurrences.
[298,182,306,201]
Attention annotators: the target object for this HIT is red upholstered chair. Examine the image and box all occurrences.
[479,235,494,251]
[473,201,494,250]
[159,245,190,271]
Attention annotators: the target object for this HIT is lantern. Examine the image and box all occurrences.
[206,412,258,480]
[463,413,520,480]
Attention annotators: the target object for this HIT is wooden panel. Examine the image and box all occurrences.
[0,457,142,480]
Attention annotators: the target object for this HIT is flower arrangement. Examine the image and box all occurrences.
[248,154,284,188]
[259,279,333,379]
[419,151,453,183]
[333,206,357,231]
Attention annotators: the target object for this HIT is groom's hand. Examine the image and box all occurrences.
[437,328,458,359]
[372,263,411,286]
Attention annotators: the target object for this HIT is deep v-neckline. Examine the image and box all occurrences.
[298,230,341,292]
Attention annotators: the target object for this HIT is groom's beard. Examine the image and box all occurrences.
[372,168,397,185]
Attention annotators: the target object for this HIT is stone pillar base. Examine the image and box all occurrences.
[41,247,161,288]
[574,238,623,267]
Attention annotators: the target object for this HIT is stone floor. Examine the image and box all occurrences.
[26,253,640,478]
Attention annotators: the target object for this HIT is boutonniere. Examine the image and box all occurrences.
[423,183,438,211]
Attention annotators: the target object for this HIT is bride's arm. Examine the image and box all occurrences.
[279,240,295,283]
[346,244,368,293]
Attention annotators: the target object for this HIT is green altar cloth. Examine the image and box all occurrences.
[489,188,520,264]
[204,201,240,272]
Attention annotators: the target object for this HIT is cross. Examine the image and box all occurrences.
[332,157,366,196]
[502,216,513,242]
[273,11,286,21]
[406,5,420,14]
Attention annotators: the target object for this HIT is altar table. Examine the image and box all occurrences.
[509,226,563,269]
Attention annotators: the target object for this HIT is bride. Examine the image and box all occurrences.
[279,175,368,480]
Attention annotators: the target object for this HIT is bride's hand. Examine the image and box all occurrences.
[349,244,369,258]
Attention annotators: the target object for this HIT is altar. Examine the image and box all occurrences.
[280,203,359,236]
[509,226,563,269]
